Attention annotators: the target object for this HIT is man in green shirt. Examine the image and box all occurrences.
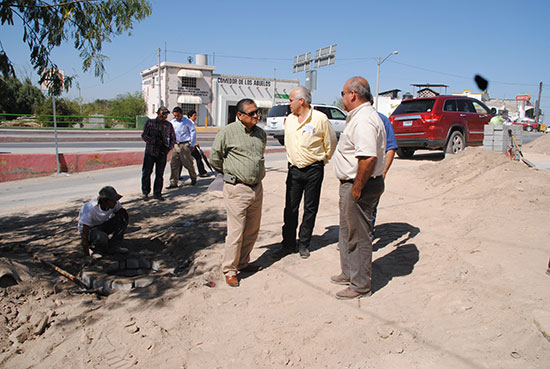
[210,98,267,287]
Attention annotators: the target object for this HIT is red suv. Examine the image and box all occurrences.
[389,96,493,158]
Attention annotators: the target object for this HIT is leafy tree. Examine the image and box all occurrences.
[82,99,111,116]
[110,92,146,117]
[0,0,152,95]
[35,97,80,127]
[0,76,44,117]
[333,97,345,110]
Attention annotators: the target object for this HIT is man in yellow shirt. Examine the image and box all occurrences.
[281,86,337,258]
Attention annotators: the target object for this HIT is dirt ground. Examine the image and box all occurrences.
[1,135,550,368]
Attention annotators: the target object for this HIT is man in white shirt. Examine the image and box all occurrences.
[331,77,386,300]
[167,106,197,188]
[78,186,128,256]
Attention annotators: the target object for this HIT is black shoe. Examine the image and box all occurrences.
[191,178,197,185]
[298,246,310,259]
[166,184,178,189]
[141,194,149,201]
[153,195,165,201]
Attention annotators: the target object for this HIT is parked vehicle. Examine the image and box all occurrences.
[513,118,538,132]
[389,96,493,158]
[265,103,346,145]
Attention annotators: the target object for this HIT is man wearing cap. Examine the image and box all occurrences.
[78,186,129,256]
[141,106,176,200]
[167,107,198,188]
[210,98,267,287]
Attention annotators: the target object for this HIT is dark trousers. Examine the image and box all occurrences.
[89,208,129,250]
[141,152,167,196]
[338,177,384,293]
[191,147,207,175]
[282,162,324,250]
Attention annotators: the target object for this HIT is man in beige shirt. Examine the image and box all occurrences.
[331,77,386,300]
[281,86,337,258]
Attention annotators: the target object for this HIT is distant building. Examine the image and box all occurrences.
[140,54,299,127]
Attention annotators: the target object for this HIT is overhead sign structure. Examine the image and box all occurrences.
[314,45,337,68]
[293,44,337,92]
[293,52,312,73]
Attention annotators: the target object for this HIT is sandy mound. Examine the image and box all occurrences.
[524,133,550,154]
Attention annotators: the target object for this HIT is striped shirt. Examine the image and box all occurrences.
[141,118,176,157]
[210,119,267,185]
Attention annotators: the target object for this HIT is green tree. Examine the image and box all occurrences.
[0,76,44,117]
[110,92,146,118]
[333,97,345,110]
[0,0,152,95]
[35,97,80,127]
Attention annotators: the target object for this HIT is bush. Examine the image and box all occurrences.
[35,97,80,127]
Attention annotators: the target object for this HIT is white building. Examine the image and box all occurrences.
[141,54,299,127]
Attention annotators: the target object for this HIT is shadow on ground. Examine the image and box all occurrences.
[0,177,226,304]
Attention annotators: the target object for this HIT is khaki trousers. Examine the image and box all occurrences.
[222,182,263,276]
[169,142,196,185]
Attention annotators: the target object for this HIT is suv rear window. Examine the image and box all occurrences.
[392,99,435,115]
[268,105,291,117]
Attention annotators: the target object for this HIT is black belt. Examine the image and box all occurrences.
[339,176,380,184]
[288,160,324,170]
[177,141,190,145]
[235,178,259,188]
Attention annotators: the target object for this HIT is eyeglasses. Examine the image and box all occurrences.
[341,90,353,97]
[161,112,169,116]
[240,109,260,117]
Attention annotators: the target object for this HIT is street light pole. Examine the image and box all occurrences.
[375,50,398,110]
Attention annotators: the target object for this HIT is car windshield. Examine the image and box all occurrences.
[392,99,436,115]
[268,105,291,117]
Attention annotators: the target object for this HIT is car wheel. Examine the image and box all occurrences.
[526,126,533,132]
[396,147,415,159]
[445,131,465,154]
[277,137,285,145]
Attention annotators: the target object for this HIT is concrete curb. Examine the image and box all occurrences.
[0,148,286,183]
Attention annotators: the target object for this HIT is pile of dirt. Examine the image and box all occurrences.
[524,133,550,154]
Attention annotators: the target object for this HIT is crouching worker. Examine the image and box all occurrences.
[78,186,129,256]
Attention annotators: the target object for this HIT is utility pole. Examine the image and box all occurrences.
[535,81,543,124]
[157,48,161,109]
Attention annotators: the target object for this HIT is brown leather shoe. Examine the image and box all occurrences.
[330,274,350,285]
[335,286,372,300]
[225,274,239,287]
[240,264,262,273]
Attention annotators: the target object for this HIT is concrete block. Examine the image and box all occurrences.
[134,278,154,288]
[151,260,161,272]
[111,279,134,291]
[138,258,151,269]
[126,258,139,269]
[104,261,120,273]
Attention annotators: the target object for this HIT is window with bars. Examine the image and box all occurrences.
[180,104,196,117]
[181,77,197,88]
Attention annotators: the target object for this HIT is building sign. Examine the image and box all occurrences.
[169,87,209,97]
[516,94,531,101]
[218,77,271,87]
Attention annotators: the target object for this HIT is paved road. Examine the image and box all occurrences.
[0,151,288,216]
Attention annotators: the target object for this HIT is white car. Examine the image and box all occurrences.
[265,103,347,145]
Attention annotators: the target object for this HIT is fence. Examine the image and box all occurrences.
[0,113,137,129]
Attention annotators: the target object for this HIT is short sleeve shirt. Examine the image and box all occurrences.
[78,200,122,233]
[333,102,386,180]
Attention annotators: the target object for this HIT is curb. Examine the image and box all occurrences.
[0,148,286,183]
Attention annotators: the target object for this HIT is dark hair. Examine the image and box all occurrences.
[172,106,183,114]
[187,110,196,117]
[237,98,256,114]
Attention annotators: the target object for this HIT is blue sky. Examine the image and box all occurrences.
[2,0,549,115]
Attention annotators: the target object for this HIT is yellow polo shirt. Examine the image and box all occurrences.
[284,108,337,168]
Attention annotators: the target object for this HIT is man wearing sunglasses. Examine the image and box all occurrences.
[141,106,176,201]
[281,86,337,259]
[210,98,267,287]
[332,77,386,300]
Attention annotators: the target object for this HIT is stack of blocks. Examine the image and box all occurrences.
[483,124,522,154]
